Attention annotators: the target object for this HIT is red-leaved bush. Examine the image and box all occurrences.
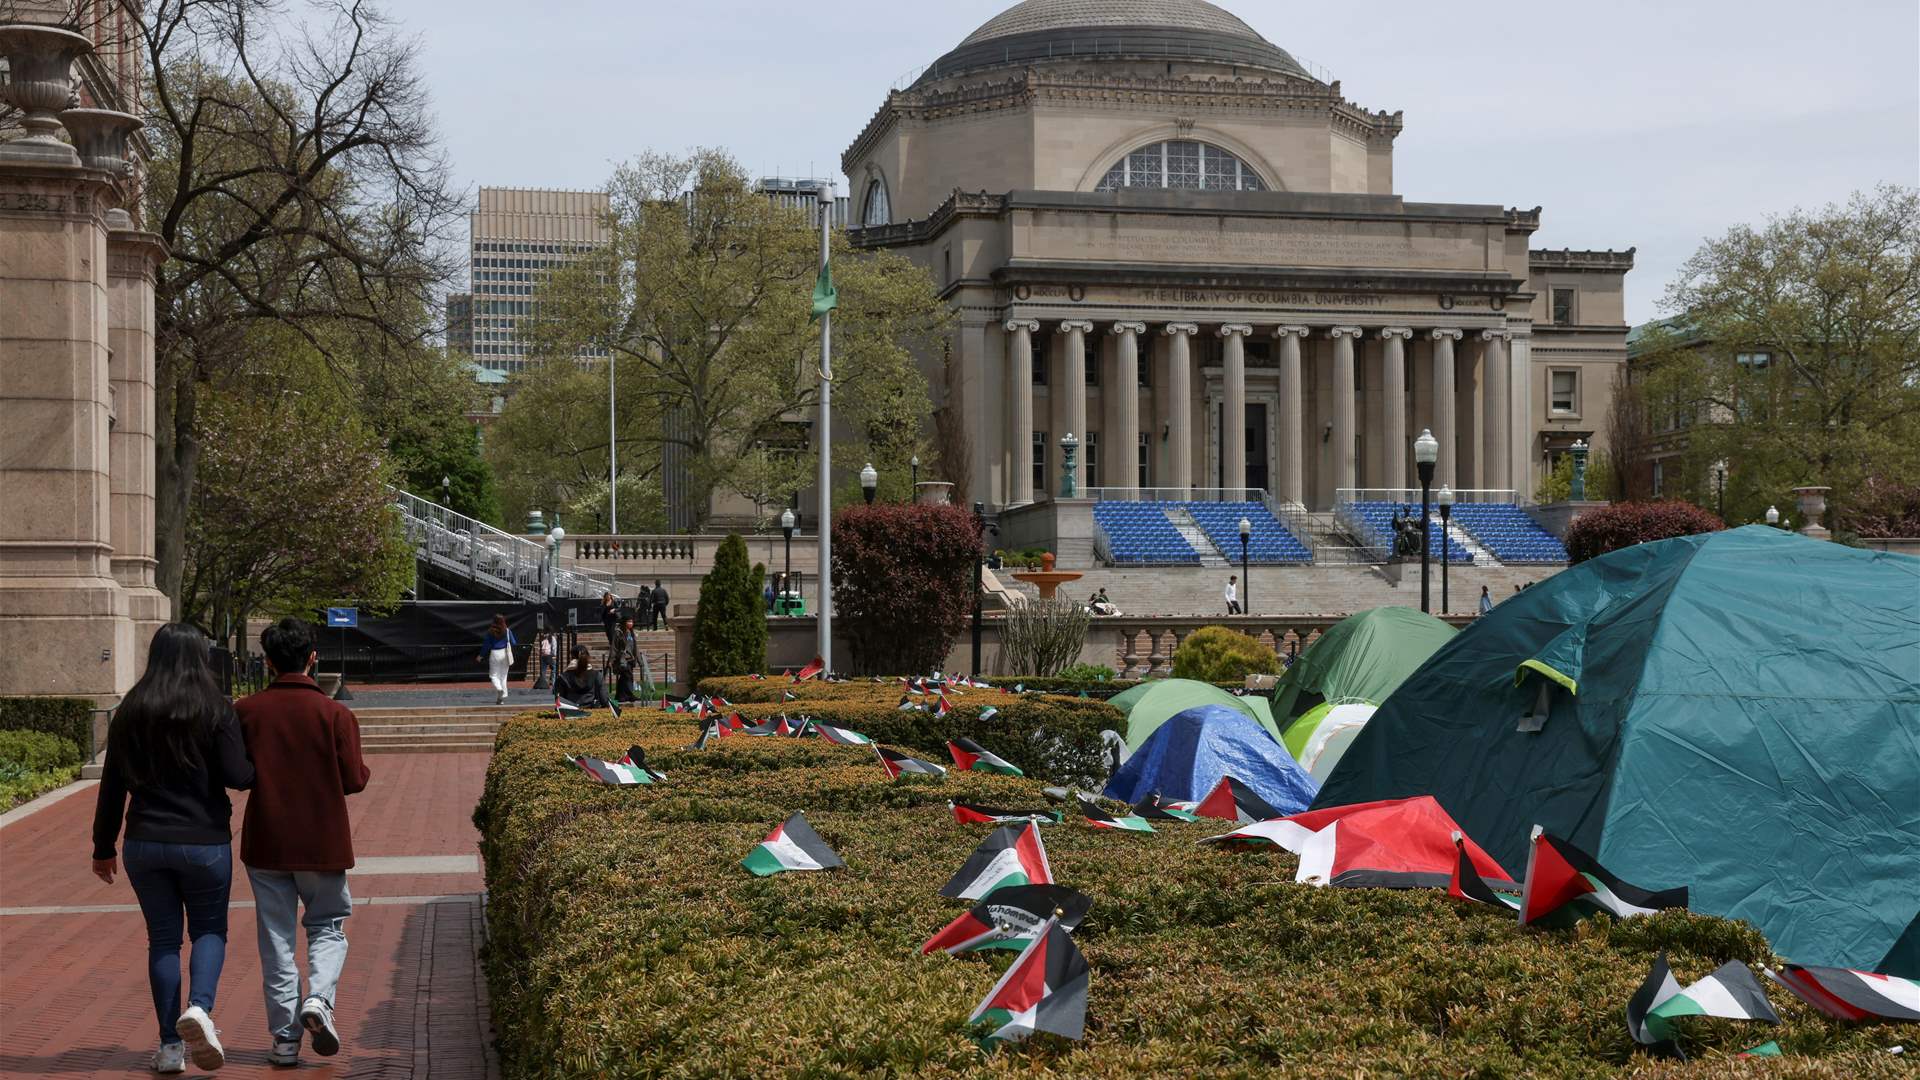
[1564,501,1725,564]
[831,503,982,675]
[1848,477,1920,539]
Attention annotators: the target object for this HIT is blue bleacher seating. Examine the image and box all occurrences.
[1345,502,1472,564]
[1093,503,1200,565]
[1447,504,1569,564]
[1183,502,1312,565]
[1093,501,1313,566]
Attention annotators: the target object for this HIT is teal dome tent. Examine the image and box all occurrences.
[1314,526,1920,974]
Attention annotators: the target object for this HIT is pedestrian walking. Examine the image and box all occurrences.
[612,614,641,703]
[650,580,669,631]
[91,624,256,1074]
[476,614,517,705]
[599,591,621,648]
[233,619,370,1068]
[537,631,557,685]
[1224,575,1242,615]
[1478,585,1493,615]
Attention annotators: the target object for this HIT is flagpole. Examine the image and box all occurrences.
[815,181,834,675]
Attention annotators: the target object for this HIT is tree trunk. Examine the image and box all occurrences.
[154,366,200,615]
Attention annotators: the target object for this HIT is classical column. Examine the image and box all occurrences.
[1217,324,1252,492]
[1057,320,1093,493]
[1004,319,1039,505]
[1273,326,1309,506]
[1429,328,1463,488]
[1481,329,1512,493]
[1378,328,1412,491]
[1328,327,1363,497]
[1110,322,1145,493]
[1509,334,1533,500]
[1162,324,1198,494]
[108,221,172,666]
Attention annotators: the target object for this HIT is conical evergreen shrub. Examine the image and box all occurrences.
[688,533,767,685]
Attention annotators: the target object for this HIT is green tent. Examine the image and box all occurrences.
[1315,527,1920,974]
[1272,607,1458,722]
[1112,678,1281,748]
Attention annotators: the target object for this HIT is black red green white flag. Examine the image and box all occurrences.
[793,655,825,681]
[941,822,1053,900]
[967,917,1088,1045]
[947,737,1023,776]
[555,700,590,718]
[573,755,655,786]
[1133,797,1200,822]
[934,694,952,717]
[741,812,844,876]
[922,884,1092,955]
[898,695,923,712]
[814,723,873,746]
[977,706,999,721]
[618,745,667,782]
[877,746,948,780]
[1765,965,1920,1022]
[1077,797,1154,832]
[950,802,1061,825]
[1519,825,1687,927]
[1448,831,1519,911]
[1193,776,1283,824]
[1627,952,1779,1051]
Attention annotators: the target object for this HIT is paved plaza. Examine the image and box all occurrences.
[0,754,497,1079]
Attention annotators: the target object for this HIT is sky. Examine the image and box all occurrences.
[403,0,1919,324]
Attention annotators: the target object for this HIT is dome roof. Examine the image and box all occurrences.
[916,0,1312,87]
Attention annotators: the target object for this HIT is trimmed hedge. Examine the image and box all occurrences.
[479,714,1907,1079]
[0,697,94,754]
[0,730,84,771]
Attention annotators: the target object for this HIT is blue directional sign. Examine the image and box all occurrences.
[326,607,359,628]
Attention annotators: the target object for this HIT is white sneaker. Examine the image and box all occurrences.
[151,1042,186,1074]
[300,996,340,1057]
[174,1005,225,1070]
[267,1038,301,1067]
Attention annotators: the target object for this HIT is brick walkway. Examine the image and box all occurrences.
[0,754,497,1079]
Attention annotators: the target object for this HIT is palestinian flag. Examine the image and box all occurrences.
[1193,776,1283,824]
[906,678,927,695]
[748,673,765,681]
[934,694,952,718]
[785,717,813,739]
[950,801,1061,825]
[555,698,590,718]
[977,705,999,722]
[739,717,782,737]
[793,655,825,681]
[1448,831,1519,911]
[712,719,735,739]
[940,822,1052,900]
[1739,1042,1783,1058]
[1628,953,1779,1050]
[814,723,873,747]
[782,689,798,702]
[710,696,732,708]
[967,917,1088,1045]
[897,695,923,712]
[690,721,717,749]
[1078,797,1154,833]
[724,712,749,731]
[877,746,947,780]
[1133,797,1200,822]
[741,812,844,876]
[573,755,655,786]
[947,737,1023,776]
[922,884,1091,955]
[619,745,668,782]
[1519,825,1687,927]
[771,715,797,737]
[1765,964,1920,1022]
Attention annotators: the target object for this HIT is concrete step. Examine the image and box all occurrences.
[360,723,502,736]
[361,731,498,752]
[363,739,496,755]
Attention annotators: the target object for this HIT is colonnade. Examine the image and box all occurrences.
[1002,318,1519,507]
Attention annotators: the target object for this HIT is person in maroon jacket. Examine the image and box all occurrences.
[235,618,370,1068]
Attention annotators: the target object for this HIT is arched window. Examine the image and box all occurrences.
[862,178,891,226]
[1095,140,1267,193]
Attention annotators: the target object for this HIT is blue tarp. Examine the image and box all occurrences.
[1101,704,1320,813]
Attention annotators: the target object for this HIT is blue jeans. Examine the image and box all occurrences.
[122,840,232,1043]
[247,868,353,1042]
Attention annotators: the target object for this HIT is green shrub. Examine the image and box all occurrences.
[0,697,94,755]
[1171,625,1280,683]
[476,713,1903,1079]
[999,598,1091,676]
[688,533,767,686]
[1565,501,1725,563]
[0,764,82,807]
[0,729,84,772]
[1055,663,1116,682]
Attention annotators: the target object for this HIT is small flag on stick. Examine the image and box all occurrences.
[877,746,948,780]
[941,822,1052,900]
[948,737,1023,776]
[922,884,1091,955]
[1765,965,1920,1022]
[950,802,1061,825]
[1078,797,1155,832]
[967,917,1088,1046]
[1627,952,1779,1053]
[742,812,844,876]
[1519,825,1687,927]
[814,723,873,746]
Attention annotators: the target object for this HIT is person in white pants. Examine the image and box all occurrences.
[477,614,517,704]
[1224,575,1241,615]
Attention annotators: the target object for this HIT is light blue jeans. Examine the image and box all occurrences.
[246,868,352,1042]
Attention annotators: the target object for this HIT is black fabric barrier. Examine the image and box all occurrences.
[314,599,620,683]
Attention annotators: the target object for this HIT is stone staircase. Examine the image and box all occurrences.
[1445,523,1497,566]
[355,704,519,754]
[1165,507,1230,566]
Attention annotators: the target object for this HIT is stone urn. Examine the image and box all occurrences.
[58,107,143,176]
[914,481,954,506]
[0,23,93,165]
[1792,486,1832,541]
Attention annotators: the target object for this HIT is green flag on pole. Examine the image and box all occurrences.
[810,263,838,321]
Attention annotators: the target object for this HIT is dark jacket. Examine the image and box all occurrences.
[555,667,611,708]
[234,675,371,872]
[651,586,669,610]
[91,708,256,860]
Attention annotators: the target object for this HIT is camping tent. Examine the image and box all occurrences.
[1314,526,1920,974]
[1110,678,1281,748]
[1284,701,1377,782]
[1271,607,1457,722]
[1102,704,1319,814]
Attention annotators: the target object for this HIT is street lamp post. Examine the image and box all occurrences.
[860,462,878,505]
[1436,484,1455,614]
[780,507,795,612]
[971,501,998,675]
[441,473,452,528]
[1237,516,1251,614]
[1765,505,1780,526]
[1414,428,1438,614]
[910,454,919,496]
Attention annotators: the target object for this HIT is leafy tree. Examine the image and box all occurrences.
[831,505,980,675]
[1636,185,1920,529]
[521,149,949,529]
[484,350,667,534]
[688,534,767,684]
[1533,451,1616,505]
[1171,627,1279,683]
[1846,476,1920,540]
[1563,501,1725,564]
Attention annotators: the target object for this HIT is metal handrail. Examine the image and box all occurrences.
[389,488,640,601]
[1083,487,1268,504]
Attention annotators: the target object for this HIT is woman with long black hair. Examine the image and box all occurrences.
[91,623,256,1074]
[553,645,618,714]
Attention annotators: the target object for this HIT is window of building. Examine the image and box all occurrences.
[1086,347,1099,387]
[1033,347,1048,387]
[1138,432,1150,488]
[1033,431,1048,494]
[1552,289,1576,325]
[862,178,890,227]
[1084,432,1099,488]
[1095,140,1268,192]
[1550,370,1577,415]
[1651,460,1665,498]
[1138,349,1151,387]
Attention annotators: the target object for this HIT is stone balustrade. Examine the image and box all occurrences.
[1090,613,1472,678]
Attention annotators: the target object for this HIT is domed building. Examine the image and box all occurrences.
[845,0,1632,522]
